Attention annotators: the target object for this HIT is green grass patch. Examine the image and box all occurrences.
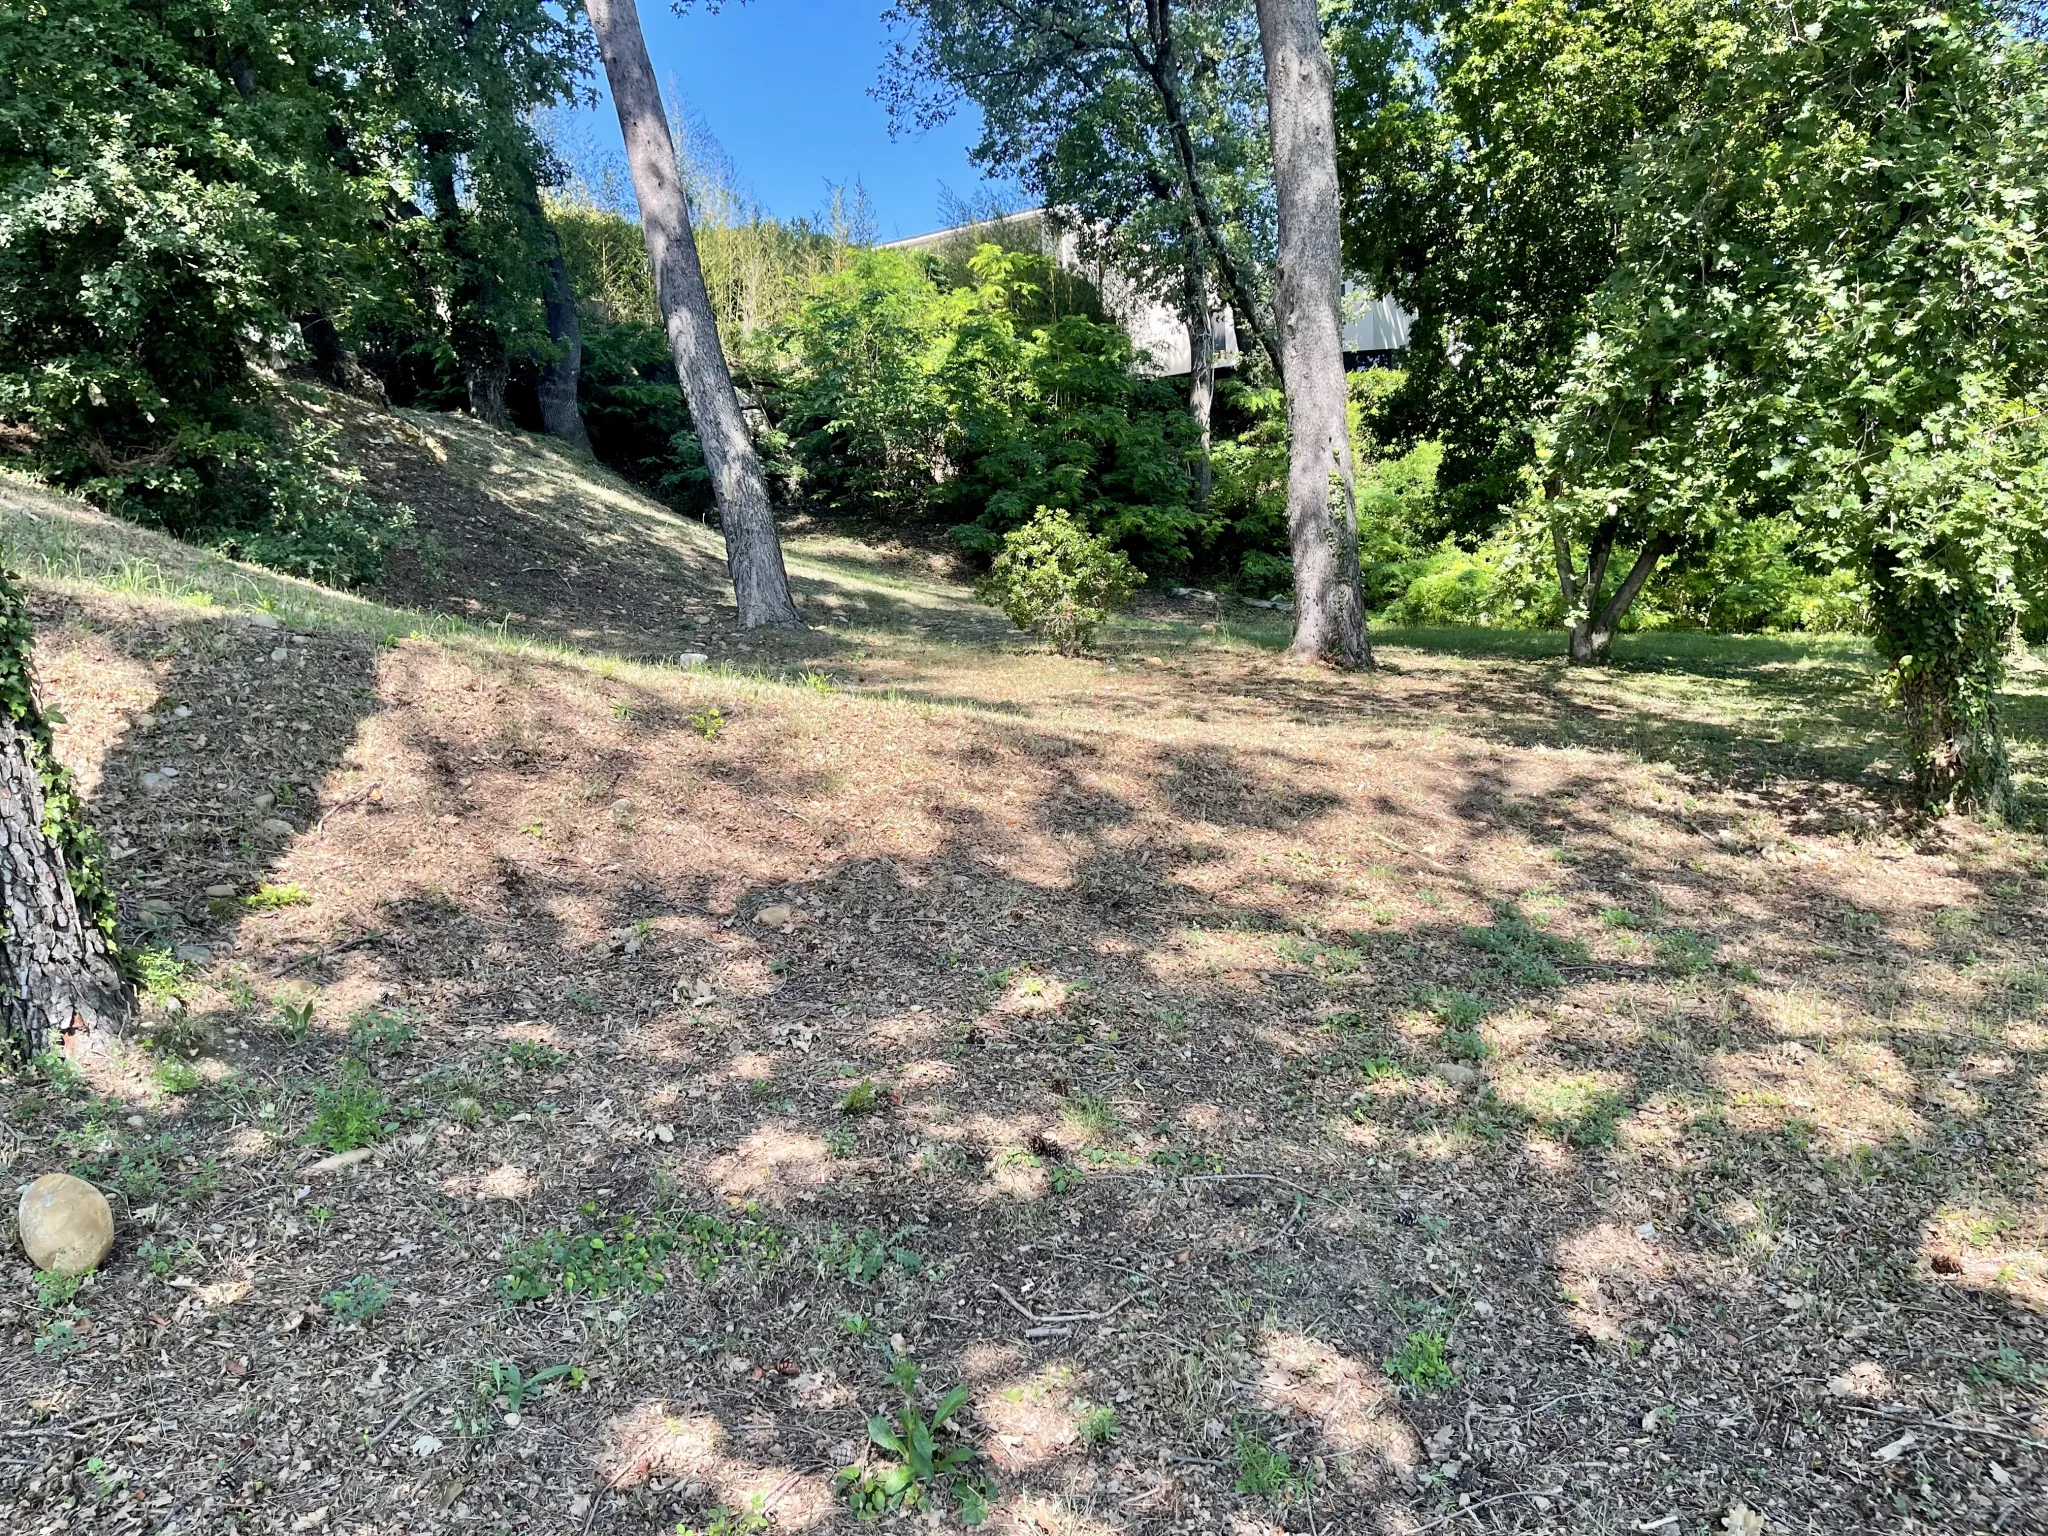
[500,1205,784,1302]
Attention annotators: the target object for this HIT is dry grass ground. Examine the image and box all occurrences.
[1,408,2045,1536]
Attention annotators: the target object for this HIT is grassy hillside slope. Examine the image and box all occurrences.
[1,402,2044,1535]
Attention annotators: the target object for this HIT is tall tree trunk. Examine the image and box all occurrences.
[294,310,380,397]
[0,577,128,1058]
[1254,0,1372,667]
[532,205,591,453]
[1180,227,1215,511]
[586,0,802,629]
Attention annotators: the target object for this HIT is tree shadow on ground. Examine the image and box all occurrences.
[4,588,2044,1535]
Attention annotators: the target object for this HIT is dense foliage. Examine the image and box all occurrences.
[1541,0,2048,805]
[0,0,585,580]
[882,0,1280,376]
[763,245,1203,568]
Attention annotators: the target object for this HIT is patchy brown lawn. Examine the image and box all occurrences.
[1,419,2045,1536]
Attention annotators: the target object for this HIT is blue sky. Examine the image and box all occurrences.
[558,1,1015,241]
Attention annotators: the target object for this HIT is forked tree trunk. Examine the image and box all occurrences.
[0,579,128,1057]
[586,0,803,629]
[1253,0,1372,667]
[1555,523,1672,663]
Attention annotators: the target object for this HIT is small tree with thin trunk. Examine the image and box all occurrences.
[1253,0,1372,667]
[584,0,802,629]
[0,574,128,1058]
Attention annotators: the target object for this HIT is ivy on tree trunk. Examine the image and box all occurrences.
[0,573,129,1057]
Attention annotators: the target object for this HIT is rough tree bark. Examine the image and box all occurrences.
[522,187,592,453]
[1187,312,1215,510]
[586,0,803,628]
[1554,523,1672,664]
[0,577,128,1058]
[1253,0,1372,667]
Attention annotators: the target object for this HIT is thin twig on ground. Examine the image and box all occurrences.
[0,1410,124,1440]
[1832,1402,2048,1453]
[1406,1484,1566,1534]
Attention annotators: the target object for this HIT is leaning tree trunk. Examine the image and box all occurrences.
[1254,0,1372,667]
[0,576,128,1057]
[1555,522,1671,664]
[586,0,803,629]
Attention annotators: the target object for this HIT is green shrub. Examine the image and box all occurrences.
[976,507,1141,655]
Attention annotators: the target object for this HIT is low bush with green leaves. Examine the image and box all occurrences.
[975,506,1141,656]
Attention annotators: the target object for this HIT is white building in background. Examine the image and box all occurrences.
[880,207,1413,377]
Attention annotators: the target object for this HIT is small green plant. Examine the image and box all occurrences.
[835,1357,993,1523]
[1652,926,1719,975]
[687,704,725,740]
[306,1062,393,1152]
[483,1358,585,1413]
[838,1078,883,1114]
[505,1040,566,1072]
[500,1207,784,1302]
[137,1237,194,1278]
[1384,1328,1458,1393]
[1423,987,1486,1029]
[1061,1094,1116,1140]
[153,1055,203,1094]
[1076,1402,1119,1446]
[244,882,312,911]
[324,1274,392,1325]
[29,1049,87,1097]
[822,1224,924,1285]
[346,1006,416,1058]
[1460,903,1587,988]
[134,945,189,1003]
[677,1498,771,1536]
[824,1124,858,1159]
[1232,1422,1311,1504]
[275,996,315,1041]
[36,1270,84,1311]
[33,1320,81,1356]
[974,506,1141,656]
[1599,906,1641,929]
[609,698,640,722]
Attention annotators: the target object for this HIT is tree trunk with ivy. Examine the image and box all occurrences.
[0,574,129,1058]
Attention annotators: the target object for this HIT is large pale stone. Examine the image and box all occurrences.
[18,1173,115,1275]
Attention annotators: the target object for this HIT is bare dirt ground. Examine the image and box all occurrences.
[1,409,2046,1536]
